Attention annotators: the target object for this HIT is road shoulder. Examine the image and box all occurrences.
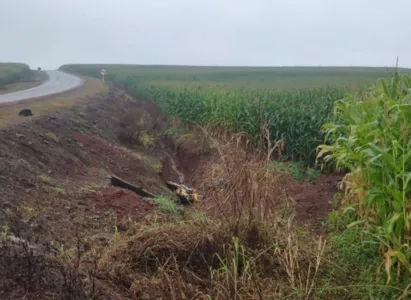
[0,76,108,128]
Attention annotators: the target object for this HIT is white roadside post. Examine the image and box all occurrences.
[100,69,107,82]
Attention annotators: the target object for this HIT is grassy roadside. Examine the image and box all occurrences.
[0,70,46,95]
[0,75,108,128]
[0,63,38,92]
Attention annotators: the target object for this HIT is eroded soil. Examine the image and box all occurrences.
[0,87,181,246]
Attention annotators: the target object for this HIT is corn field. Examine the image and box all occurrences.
[60,64,404,166]
[318,74,411,283]
[134,83,345,166]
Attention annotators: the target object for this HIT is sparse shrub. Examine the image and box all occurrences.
[50,187,66,196]
[165,126,180,138]
[19,205,36,220]
[138,131,155,148]
[46,132,60,143]
[306,167,321,182]
[38,174,51,184]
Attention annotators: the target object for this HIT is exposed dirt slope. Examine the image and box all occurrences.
[0,87,180,247]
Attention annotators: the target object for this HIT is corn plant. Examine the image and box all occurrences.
[318,74,411,283]
[128,83,344,166]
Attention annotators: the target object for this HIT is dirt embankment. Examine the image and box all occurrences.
[0,86,203,247]
[0,81,342,242]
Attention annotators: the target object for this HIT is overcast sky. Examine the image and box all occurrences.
[0,0,410,70]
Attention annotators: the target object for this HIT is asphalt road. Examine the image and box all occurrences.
[0,70,84,104]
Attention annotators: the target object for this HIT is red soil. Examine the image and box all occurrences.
[86,187,157,219]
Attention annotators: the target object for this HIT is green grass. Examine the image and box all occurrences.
[60,64,411,166]
[152,196,182,214]
[321,210,406,300]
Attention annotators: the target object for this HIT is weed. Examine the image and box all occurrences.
[321,210,409,299]
[1,224,9,240]
[269,161,306,181]
[109,209,120,235]
[152,196,182,214]
[306,167,321,182]
[165,126,180,138]
[51,242,75,260]
[19,204,36,219]
[50,187,66,196]
[99,167,108,177]
[46,132,60,143]
[77,183,101,195]
[38,174,51,184]
[139,131,155,148]
[211,237,251,299]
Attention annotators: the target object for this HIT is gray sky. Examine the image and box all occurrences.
[0,0,410,70]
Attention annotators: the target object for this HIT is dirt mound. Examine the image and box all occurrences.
[86,187,157,219]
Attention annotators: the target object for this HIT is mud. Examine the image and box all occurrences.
[289,173,343,232]
[86,187,157,219]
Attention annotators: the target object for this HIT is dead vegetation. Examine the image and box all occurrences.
[0,86,344,299]
[73,127,329,299]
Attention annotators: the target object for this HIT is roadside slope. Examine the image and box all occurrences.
[0,85,178,246]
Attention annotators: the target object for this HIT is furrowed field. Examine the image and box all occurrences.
[60,65,408,166]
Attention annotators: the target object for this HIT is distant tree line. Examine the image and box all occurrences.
[0,64,35,89]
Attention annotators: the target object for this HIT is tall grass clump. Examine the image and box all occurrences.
[91,129,327,299]
[318,74,411,284]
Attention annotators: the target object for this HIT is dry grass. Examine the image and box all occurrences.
[196,126,289,227]
[90,211,326,299]
[0,76,108,128]
[0,115,328,299]
[82,128,327,299]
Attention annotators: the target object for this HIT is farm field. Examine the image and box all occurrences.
[60,64,411,298]
[61,64,410,166]
[0,63,408,299]
[0,63,43,94]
